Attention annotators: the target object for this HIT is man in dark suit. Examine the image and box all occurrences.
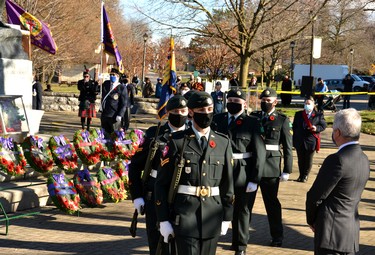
[306,108,369,255]
[249,88,293,247]
[129,95,188,255]
[212,89,265,255]
[100,68,129,134]
[342,74,354,109]
[210,81,224,115]
[155,91,234,255]
[293,97,327,182]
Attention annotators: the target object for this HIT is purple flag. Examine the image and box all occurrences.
[101,3,124,74]
[5,0,58,55]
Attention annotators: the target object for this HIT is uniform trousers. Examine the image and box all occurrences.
[315,247,355,255]
[248,177,283,240]
[122,107,130,131]
[100,116,121,134]
[232,186,252,251]
[296,146,315,177]
[175,235,219,255]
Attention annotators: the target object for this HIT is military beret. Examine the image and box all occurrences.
[259,88,277,99]
[227,89,246,100]
[166,95,188,111]
[187,91,213,109]
[110,68,119,75]
[183,90,195,100]
[215,81,222,86]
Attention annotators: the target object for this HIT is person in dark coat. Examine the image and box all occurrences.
[248,88,293,247]
[155,91,234,255]
[210,81,224,115]
[77,70,98,130]
[32,73,43,110]
[280,75,292,106]
[306,108,369,255]
[292,97,327,182]
[100,68,129,134]
[129,95,189,255]
[212,89,265,255]
[229,73,240,88]
[342,74,354,109]
[120,76,135,131]
[142,77,155,98]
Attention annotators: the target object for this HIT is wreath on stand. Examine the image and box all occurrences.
[49,135,78,173]
[113,160,131,199]
[47,172,81,214]
[22,135,54,173]
[0,137,27,176]
[90,128,115,162]
[73,130,101,166]
[111,129,144,160]
[73,168,103,207]
[97,166,127,202]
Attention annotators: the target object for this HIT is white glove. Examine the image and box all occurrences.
[220,221,231,236]
[159,221,174,243]
[280,173,290,182]
[116,115,122,122]
[133,197,145,214]
[130,105,134,109]
[246,182,258,192]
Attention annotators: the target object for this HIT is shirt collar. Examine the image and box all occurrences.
[228,111,243,120]
[168,123,185,133]
[338,141,359,151]
[191,124,210,142]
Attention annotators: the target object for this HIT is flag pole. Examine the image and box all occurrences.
[100,0,104,96]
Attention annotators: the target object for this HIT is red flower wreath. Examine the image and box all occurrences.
[73,168,103,207]
[111,129,144,160]
[209,140,216,148]
[47,173,81,214]
[97,166,127,202]
[73,130,101,166]
[269,115,275,121]
[22,135,54,173]
[90,128,116,162]
[113,160,131,199]
[0,137,27,176]
[49,135,78,173]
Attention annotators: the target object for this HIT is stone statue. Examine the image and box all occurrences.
[0,0,28,59]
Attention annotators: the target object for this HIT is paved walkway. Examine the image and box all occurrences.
[0,111,374,255]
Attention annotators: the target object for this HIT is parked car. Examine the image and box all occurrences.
[351,74,370,92]
[359,75,375,90]
[324,79,344,91]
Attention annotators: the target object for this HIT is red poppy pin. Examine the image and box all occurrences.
[312,113,315,117]
[162,146,169,157]
[209,141,216,148]
[269,116,275,121]
[236,120,243,125]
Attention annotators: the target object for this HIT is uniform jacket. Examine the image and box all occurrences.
[78,79,98,103]
[155,128,234,239]
[129,123,173,199]
[250,111,293,177]
[100,80,128,118]
[210,91,224,115]
[292,110,327,151]
[306,144,369,253]
[213,112,265,186]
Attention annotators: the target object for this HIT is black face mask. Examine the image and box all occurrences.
[168,113,187,128]
[261,101,274,113]
[226,102,242,115]
[193,112,213,129]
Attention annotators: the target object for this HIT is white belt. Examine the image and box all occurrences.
[232,152,252,159]
[177,185,220,197]
[265,144,280,151]
[150,169,158,178]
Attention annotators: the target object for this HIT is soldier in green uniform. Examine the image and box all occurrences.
[155,91,234,255]
[248,88,293,247]
[212,89,266,255]
[128,95,188,255]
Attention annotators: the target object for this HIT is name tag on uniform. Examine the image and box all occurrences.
[185,167,191,174]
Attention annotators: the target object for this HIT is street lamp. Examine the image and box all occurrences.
[290,41,296,81]
[186,62,189,71]
[141,32,148,94]
[350,48,354,74]
[309,13,317,77]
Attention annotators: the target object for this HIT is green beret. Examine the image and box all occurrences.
[227,89,246,100]
[166,95,188,111]
[259,88,277,99]
[187,91,213,109]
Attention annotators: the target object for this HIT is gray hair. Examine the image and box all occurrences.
[332,108,361,140]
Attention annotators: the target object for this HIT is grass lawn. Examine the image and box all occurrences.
[47,83,79,93]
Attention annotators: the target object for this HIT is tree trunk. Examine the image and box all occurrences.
[239,54,250,89]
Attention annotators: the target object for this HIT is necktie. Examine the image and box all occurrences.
[229,116,235,126]
[200,136,208,152]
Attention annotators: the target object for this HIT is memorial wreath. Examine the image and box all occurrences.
[73,130,101,166]
[73,168,103,207]
[49,135,78,173]
[22,135,54,173]
[0,137,27,176]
